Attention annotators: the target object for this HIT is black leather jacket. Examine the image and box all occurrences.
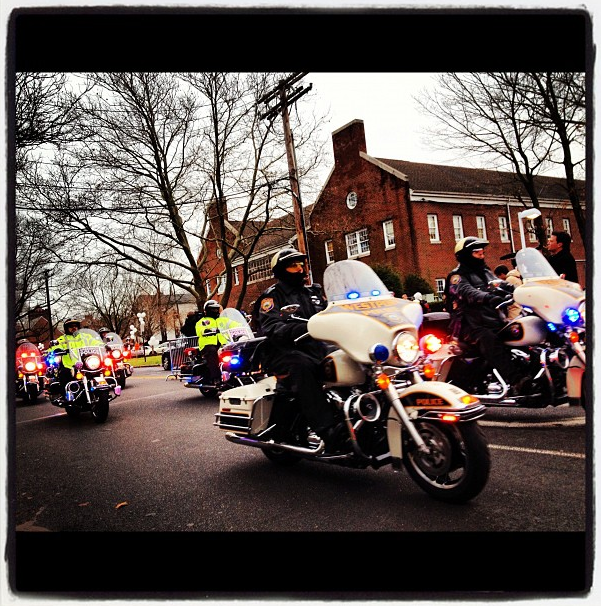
[254,280,328,364]
[446,262,505,336]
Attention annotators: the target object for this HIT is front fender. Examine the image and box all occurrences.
[386,380,486,465]
[399,380,482,412]
[566,362,584,399]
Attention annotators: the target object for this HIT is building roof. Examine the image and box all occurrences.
[228,204,315,259]
[376,158,584,201]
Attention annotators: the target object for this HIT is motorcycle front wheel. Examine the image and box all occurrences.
[403,420,490,504]
[91,390,110,423]
[24,383,40,404]
[263,447,302,466]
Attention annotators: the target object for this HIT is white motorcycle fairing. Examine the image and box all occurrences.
[215,259,491,504]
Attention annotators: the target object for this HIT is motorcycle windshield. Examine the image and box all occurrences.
[323,259,391,302]
[515,247,559,280]
[104,332,124,348]
[220,308,254,342]
[66,328,104,361]
[16,342,42,366]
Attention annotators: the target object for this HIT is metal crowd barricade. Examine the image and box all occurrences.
[166,336,199,380]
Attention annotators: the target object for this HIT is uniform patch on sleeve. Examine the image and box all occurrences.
[450,274,461,285]
[260,298,274,313]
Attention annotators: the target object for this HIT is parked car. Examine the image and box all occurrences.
[161,349,171,371]
[132,345,155,358]
[155,342,170,354]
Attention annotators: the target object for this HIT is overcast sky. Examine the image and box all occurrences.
[301,71,581,192]
[305,72,450,166]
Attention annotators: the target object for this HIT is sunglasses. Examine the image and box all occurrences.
[286,261,305,268]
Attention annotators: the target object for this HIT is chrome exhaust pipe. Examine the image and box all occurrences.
[225,431,327,455]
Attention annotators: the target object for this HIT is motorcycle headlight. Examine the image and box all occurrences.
[23,361,37,373]
[111,349,122,359]
[578,300,586,326]
[392,332,420,366]
[84,355,102,371]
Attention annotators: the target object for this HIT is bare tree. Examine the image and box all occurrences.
[525,73,586,246]
[20,72,328,312]
[416,72,586,246]
[14,74,93,337]
[15,72,91,172]
[64,265,142,337]
[182,72,321,308]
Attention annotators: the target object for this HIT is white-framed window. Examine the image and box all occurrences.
[435,278,445,296]
[205,279,211,296]
[217,275,225,294]
[527,220,537,242]
[345,228,370,258]
[563,218,571,235]
[248,256,272,283]
[498,216,510,243]
[383,220,395,249]
[476,216,487,240]
[545,217,553,239]
[325,240,335,264]
[427,214,440,243]
[452,215,464,241]
[233,266,240,286]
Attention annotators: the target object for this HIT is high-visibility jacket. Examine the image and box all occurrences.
[48,331,104,369]
[195,316,228,349]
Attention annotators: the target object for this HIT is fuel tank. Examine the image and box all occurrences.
[500,315,548,346]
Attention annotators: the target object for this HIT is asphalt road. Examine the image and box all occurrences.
[9,365,591,596]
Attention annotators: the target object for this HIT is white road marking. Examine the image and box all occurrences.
[489,444,585,459]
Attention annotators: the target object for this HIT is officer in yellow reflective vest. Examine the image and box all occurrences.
[46,318,104,399]
[195,300,229,383]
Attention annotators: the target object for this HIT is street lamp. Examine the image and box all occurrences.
[136,312,146,359]
[517,208,542,249]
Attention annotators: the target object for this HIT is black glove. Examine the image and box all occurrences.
[289,322,307,340]
[485,294,506,308]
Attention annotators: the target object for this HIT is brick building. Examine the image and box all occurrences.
[203,118,586,312]
[310,119,586,297]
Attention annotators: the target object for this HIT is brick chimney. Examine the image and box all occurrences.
[332,119,367,170]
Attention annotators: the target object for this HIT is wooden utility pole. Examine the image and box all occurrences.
[44,269,53,342]
[259,72,313,281]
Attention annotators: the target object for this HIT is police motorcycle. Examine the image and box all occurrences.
[215,259,490,503]
[183,308,260,398]
[15,339,46,404]
[45,328,121,422]
[420,247,586,409]
[100,329,133,389]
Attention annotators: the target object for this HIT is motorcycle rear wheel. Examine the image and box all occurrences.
[91,390,110,423]
[200,386,218,397]
[403,420,490,504]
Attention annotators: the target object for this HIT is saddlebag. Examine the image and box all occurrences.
[214,375,277,435]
